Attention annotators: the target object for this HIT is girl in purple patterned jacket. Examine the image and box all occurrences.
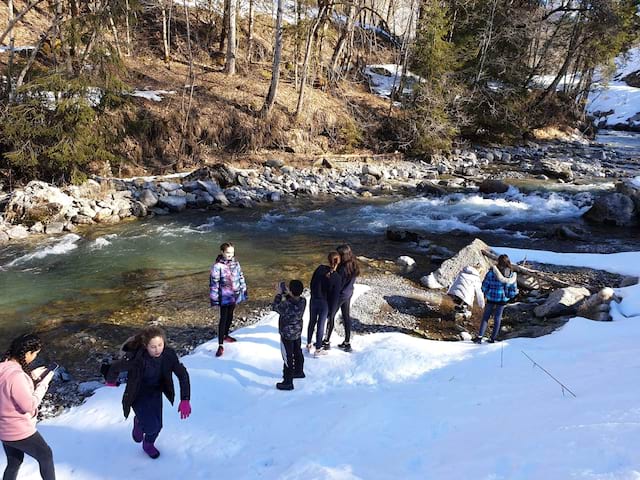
[210,242,248,357]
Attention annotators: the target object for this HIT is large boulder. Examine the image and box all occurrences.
[428,238,493,289]
[533,287,591,318]
[479,179,509,194]
[139,189,159,208]
[208,164,238,188]
[583,193,637,226]
[416,180,447,196]
[4,181,74,225]
[536,159,574,181]
[6,225,30,240]
[616,179,640,212]
[158,195,187,212]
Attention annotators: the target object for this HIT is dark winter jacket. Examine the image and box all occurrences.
[310,265,342,312]
[272,294,307,341]
[337,264,357,300]
[106,343,190,419]
[210,255,248,306]
[482,266,518,304]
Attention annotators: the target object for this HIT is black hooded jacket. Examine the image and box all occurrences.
[106,341,190,418]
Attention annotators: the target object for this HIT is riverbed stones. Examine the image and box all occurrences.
[139,189,159,208]
[45,222,65,234]
[533,286,591,318]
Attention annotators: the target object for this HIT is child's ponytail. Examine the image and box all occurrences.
[326,251,340,277]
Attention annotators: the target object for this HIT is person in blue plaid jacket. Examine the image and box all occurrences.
[473,254,518,343]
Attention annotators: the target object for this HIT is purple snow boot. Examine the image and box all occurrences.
[143,440,160,459]
[132,417,143,443]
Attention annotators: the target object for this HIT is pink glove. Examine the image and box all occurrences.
[105,382,117,387]
[178,400,191,419]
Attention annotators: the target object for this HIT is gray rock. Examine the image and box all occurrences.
[139,189,159,208]
[131,201,148,217]
[265,159,285,168]
[94,209,114,222]
[150,207,170,216]
[158,195,187,212]
[583,193,637,226]
[196,180,221,196]
[64,222,78,233]
[72,214,95,225]
[534,287,591,318]
[30,222,44,233]
[268,191,282,202]
[0,230,10,244]
[537,159,574,181]
[6,225,30,240]
[212,191,230,206]
[158,182,182,192]
[431,239,493,289]
[479,179,509,194]
[616,180,640,212]
[45,222,65,234]
[195,192,214,208]
[416,181,447,196]
[362,164,383,179]
[396,256,416,270]
[360,174,378,186]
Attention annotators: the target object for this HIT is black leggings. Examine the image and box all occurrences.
[2,432,55,480]
[218,304,235,345]
[325,296,352,344]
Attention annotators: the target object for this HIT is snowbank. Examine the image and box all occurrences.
[363,64,423,100]
[3,250,640,479]
[130,90,176,102]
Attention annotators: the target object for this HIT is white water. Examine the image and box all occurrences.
[4,234,81,268]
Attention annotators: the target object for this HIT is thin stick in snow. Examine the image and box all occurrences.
[521,350,577,398]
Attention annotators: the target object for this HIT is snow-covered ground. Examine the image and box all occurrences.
[587,47,640,130]
[363,64,423,100]
[129,89,176,102]
[2,247,640,479]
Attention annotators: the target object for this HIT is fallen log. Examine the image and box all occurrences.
[481,249,571,288]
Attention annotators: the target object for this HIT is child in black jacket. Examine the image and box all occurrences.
[272,280,306,391]
[105,326,191,459]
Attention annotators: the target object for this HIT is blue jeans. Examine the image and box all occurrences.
[308,299,329,349]
[478,302,506,341]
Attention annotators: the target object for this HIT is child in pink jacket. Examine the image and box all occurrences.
[0,334,56,480]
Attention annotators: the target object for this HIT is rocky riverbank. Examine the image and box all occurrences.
[2,137,640,244]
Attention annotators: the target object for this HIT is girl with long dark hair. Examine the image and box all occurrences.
[307,251,341,356]
[105,326,191,459]
[324,244,361,353]
[474,254,518,344]
[0,333,56,480]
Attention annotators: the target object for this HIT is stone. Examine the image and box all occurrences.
[396,256,416,270]
[30,222,44,233]
[196,180,222,196]
[72,215,95,225]
[616,179,640,212]
[265,159,285,168]
[139,189,159,208]
[416,181,447,196]
[158,195,187,212]
[6,225,29,240]
[421,273,444,289]
[0,230,9,244]
[537,159,574,181]
[533,287,591,318]
[479,179,509,194]
[268,191,282,202]
[195,192,214,208]
[64,222,78,233]
[158,181,182,192]
[386,229,421,242]
[583,193,637,227]
[94,209,114,222]
[45,222,65,234]
[131,201,148,217]
[430,239,492,289]
[212,191,230,206]
[360,174,378,186]
[208,164,237,188]
[362,164,383,179]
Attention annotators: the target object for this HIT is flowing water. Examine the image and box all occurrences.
[1,133,640,372]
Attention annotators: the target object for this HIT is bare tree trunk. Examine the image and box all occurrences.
[7,0,15,97]
[161,2,170,62]
[261,0,284,116]
[220,0,228,51]
[125,0,132,56]
[0,0,46,46]
[180,0,196,159]
[329,1,355,83]
[225,0,236,74]
[15,21,59,94]
[247,0,254,61]
[108,6,123,58]
[475,0,498,84]
[295,5,328,118]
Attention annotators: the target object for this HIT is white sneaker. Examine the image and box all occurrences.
[314,347,328,357]
[306,343,313,353]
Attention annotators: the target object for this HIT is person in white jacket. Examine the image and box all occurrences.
[447,266,486,318]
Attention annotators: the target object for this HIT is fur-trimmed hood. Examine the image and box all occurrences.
[492,266,517,285]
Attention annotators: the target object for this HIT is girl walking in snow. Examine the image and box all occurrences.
[210,242,248,357]
[307,251,342,356]
[105,327,191,459]
[474,254,518,344]
[324,244,360,353]
[0,334,56,480]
